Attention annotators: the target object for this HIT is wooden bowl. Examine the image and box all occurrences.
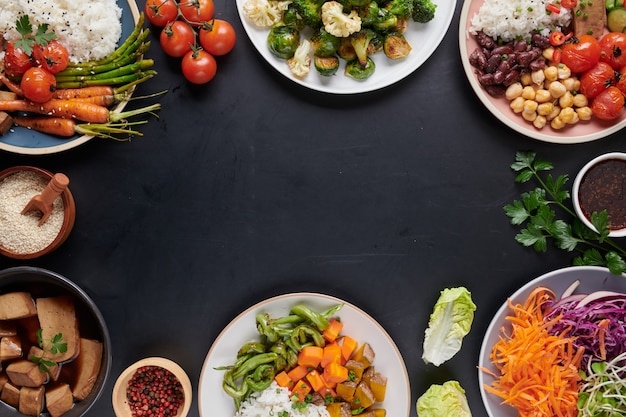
[0,166,75,259]
[112,357,193,417]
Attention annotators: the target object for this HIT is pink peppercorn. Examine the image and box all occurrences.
[126,366,185,417]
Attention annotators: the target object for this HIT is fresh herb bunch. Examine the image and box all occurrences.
[14,15,56,55]
[29,329,67,373]
[504,151,626,275]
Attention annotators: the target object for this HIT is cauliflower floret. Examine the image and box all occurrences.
[321,1,362,38]
[287,39,312,78]
[243,0,292,27]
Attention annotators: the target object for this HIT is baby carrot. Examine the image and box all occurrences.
[53,86,115,99]
[13,116,76,137]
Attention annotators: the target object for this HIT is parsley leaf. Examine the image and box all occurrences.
[11,14,56,55]
[30,329,67,374]
[504,151,626,275]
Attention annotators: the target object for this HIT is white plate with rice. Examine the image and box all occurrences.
[459,0,626,143]
[198,293,411,417]
[236,0,456,94]
[0,0,140,155]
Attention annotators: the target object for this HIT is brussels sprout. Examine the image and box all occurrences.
[383,32,412,59]
[267,25,300,59]
[310,28,341,57]
[337,37,356,60]
[372,8,398,32]
[283,4,306,30]
[314,54,340,76]
[345,56,375,79]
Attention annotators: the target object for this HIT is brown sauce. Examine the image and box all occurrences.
[578,158,626,230]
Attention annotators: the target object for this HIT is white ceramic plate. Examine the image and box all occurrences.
[459,0,626,143]
[0,0,140,155]
[236,0,456,94]
[478,266,626,417]
[198,293,410,416]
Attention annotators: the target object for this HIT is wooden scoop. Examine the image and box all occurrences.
[21,173,70,226]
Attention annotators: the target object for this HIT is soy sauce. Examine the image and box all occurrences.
[578,158,626,230]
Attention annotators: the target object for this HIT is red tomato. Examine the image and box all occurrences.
[3,42,34,77]
[599,32,626,70]
[591,86,625,120]
[616,66,626,95]
[144,0,179,27]
[160,20,195,57]
[179,0,215,25]
[20,67,56,103]
[580,61,615,99]
[199,19,236,56]
[561,35,602,73]
[181,49,217,84]
[32,40,69,73]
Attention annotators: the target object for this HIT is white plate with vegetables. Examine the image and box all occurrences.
[459,0,626,143]
[236,0,456,94]
[478,266,626,417]
[0,0,140,155]
[198,292,410,416]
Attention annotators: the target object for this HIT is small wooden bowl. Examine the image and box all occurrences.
[0,166,75,259]
[112,357,193,417]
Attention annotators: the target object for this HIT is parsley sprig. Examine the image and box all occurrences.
[29,329,67,374]
[504,151,626,275]
[13,15,56,56]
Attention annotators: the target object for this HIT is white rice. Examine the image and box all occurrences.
[469,0,572,41]
[235,382,331,417]
[0,0,122,62]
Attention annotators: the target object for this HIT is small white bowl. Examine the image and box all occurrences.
[572,152,626,238]
[112,357,192,417]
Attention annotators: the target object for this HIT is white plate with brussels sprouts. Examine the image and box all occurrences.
[197,292,410,416]
[235,0,456,93]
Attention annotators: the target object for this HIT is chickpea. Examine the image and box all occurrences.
[562,77,577,92]
[576,106,593,120]
[537,102,554,116]
[547,105,561,120]
[533,115,547,129]
[548,81,567,98]
[542,47,556,60]
[522,86,536,100]
[520,72,532,86]
[557,65,572,80]
[505,83,523,101]
[551,116,566,129]
[535,89,552,103]
[559,107,576,124]
[510,96,525,113]
[531,69,545,85]
[524,99,539,114]
[573,79,581,91]
[544,66,559,82]
[522,110,537,122]
[573,93,588,107]
[559,91,574,108]
[568,112,580,125]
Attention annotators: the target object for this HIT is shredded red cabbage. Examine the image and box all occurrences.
[544,293,626,370]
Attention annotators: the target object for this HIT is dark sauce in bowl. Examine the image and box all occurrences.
[578,158,626,230]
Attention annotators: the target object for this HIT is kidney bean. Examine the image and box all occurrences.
[484,84,506,97]
[529,58,546,71]
[514,40,529,52]
[476,31,496,49]
[469,48,487,70]
[531,34,550,49]
[517,51,536,67]
[477,72,497,86]
[503,69,521,86]
[485,53,502,73]
[492,45,514,56]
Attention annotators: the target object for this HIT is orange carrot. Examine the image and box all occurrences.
[291,380,311,402]
[0,99,110,123]
[53,86,115,99]
[323,362,349,384]
[0,73,23,97]
[321,342,342,368]
[298,346,324,368]
[323,318,344,343]
[13,116,77,137]
[274,371,293,389]
[482,287,583,417]
[338,336,358,362]
[305,369,326,392]
[287,364,309,382]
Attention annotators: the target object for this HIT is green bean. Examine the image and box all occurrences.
[231,353,279,380]
[238,341,266,357]
[245,364,275,391]
[290,304,332,331]
[256,313,280,343]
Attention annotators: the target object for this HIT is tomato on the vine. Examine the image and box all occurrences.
[4,42,34,77]
[561,35,601,73]
[181,49,217,84]
[145,0,179,27]
[20,67,56,103]
[599,32,626,70]
[591,86,625,121]
[160,20,195,57]
[199,19,236,56]
[32,40,69,74]
[580,61,615,99]
[179,0,215,25]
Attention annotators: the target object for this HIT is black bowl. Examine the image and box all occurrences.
[0,266,111,417]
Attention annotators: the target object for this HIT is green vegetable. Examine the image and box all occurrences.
[416,381,472,417]
[267,24,301,59]
[314,54,340,75]
[384,0,414,19]
[383,32,412,59]
[345,56,376,79]
[310,28,341,56]
[577,352,626,415]
[504,151,626,275]
[421,287,476,367]
[29,329,67,374]
[14,15,56,56]
[412,0,437,23]
[607,8,626,32]
[350,28,376,67]
[291,0,325,28]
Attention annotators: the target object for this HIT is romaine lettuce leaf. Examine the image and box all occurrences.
[416,380,472,417]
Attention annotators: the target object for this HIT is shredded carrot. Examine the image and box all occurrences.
[483,287,582,417]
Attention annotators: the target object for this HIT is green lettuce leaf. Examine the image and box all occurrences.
[422,287,476,366]
[416,380,472,417]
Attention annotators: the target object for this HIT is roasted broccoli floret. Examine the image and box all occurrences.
[358,1,380,27]
[292,0,324,28]
[283,3,306,30]
[349,28,376,67]
[267,24,300,59]
[412,0,436,23]
[384,0,413,19]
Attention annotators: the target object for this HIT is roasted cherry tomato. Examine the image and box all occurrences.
[181,49,217,84]
[160,20,195,57]
[144,0,179,27]
[20,67,56,103]
[616,66,626,95]
[32,40,69,73]
[3,42,34,77]
[599,32,626,70]
[199,19,236,56]
[561,35,602,73]
[179,0,215,25]
[580,61,616,99]
[591,86,625,120]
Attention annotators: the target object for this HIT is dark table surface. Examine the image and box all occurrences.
[1,0,624,415]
